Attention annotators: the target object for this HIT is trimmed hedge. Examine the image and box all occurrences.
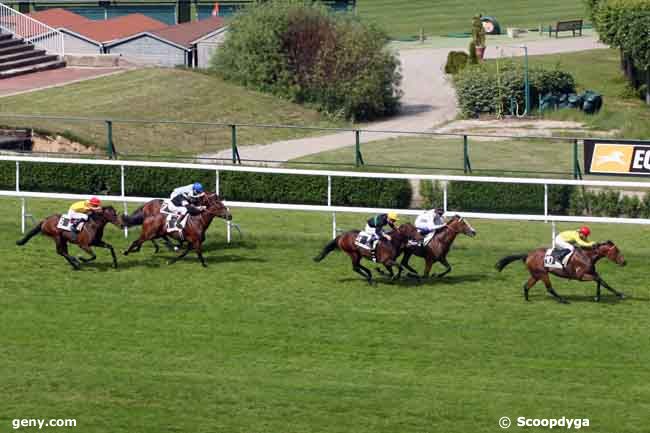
[421,179,650,217]
[0,162,412,209]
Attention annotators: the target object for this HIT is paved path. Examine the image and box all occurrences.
[0,67,127,97]
[204,35,608,163]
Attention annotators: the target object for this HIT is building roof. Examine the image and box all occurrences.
[66,13,168,44]
[151,16,226,48]
[27,8,92,29]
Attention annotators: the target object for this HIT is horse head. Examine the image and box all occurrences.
[204,193,232,221]
[101,206,122,227]
[447,215,477,237]
[595,240,626,266]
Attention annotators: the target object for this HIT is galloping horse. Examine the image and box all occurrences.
[16,206,122,270]
[495,241,626,303]
[123,193,231,267]
[397,215,476,279]
[313,223,423,284]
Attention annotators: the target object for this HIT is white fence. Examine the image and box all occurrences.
[1,155,650,242]
[0,3,64,56]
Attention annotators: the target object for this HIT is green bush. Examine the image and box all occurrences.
[453,62,576,117]
[211,0,402,121]
[0,162,412,209]
[445,51,469,74]
[468,41,478,65]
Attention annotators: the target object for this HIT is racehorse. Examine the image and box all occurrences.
[16,206,122,270]
[397,215,476,279]
[123,193,231,267]
[122,197,191,252]
[313,223,423,284]
[495,241,626,303]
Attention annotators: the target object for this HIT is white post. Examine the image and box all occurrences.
[16,162,25,233]
[544,184,548,223]
[227,221,231,243]
[121,165,128,238]
[442,181,448,213]
[551,222,556,246]
[328,175,336,238]
[215,170,220,195]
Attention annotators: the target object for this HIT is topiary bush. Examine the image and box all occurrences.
[211,0,402,121]
[444,51,469,74]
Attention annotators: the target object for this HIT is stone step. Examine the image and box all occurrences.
[0,59,66,79]
[0,54,60,72]
[0,48,46,65]
[0,38,24,50]
[0,43,35,57]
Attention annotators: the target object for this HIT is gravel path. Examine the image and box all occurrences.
[204,35,608,163]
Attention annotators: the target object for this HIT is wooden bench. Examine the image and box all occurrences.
[548,19,583,38]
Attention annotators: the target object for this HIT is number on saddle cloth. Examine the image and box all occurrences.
[354,232,374,250]
[57,215,74,231]
[544,248,570,269]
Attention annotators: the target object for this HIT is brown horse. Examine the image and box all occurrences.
[123,193,232,267]
[16,206,122,270]
[313,223,423,284]
[495,241,626,303]
[397,215,477,279]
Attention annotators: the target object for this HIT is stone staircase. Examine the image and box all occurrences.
[0,31,66,79]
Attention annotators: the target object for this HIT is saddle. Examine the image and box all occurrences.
[354,232,375,250]
[544,248,572,269]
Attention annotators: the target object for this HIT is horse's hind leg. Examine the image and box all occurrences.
[523,276,538,301]
[168,244,192,265]
[541,274,568,304]
[436,257,452,278]
[56,239,80,270]
[77,245,97,263]
[352,254,372,284]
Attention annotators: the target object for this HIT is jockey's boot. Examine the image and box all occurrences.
[70,225,78,242]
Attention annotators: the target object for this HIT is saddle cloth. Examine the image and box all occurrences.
[165,214,188,234]
[57,215,82,232]
[354,232,374,250]
[544,248,571,269]
[422,232,435,246]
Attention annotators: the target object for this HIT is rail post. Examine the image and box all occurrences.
[230,125,241,164]
[463,135,472,173]
[106,120,115,159]
[16,161,25,233]
[442,181,448,213]
[328,175,336,239]
[544,184,548,223]
[215,170,220,195]
[573,139,582,179]
[121,165,128,238]
[355,130,364,167]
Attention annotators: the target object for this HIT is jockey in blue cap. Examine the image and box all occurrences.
[165,182,206,229]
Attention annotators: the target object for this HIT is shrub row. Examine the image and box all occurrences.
[453,63,576,117]
[0,162,412,209]
[420,180,650,218]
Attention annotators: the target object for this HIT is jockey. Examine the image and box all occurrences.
[415,208,446,246]
[166,182,206,228]
[364,212,399,243]
[553,226,594,263]
[67,196,102,236]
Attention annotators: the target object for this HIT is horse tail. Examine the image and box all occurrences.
[495,254,528,272]
[122,205,145,227]
[16,221,43,246]
[313,237,340,262]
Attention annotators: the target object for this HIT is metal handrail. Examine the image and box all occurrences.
[0,3,64,56]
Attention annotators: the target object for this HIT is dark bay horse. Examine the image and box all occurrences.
[495,241,626,303]
[397,215,477,279]
[16,206,122,270]
[123,193,231,267]
[122,197,185,252]
[313,223,423,284]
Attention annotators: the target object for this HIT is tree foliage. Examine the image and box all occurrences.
[211,0,402,121]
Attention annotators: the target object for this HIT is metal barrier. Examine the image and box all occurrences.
[2,155,650,243]
[0,3,64,55]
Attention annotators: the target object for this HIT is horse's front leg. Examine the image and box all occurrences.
[95,240,118,269]
[398,250,420,279]
[598,276,625,300]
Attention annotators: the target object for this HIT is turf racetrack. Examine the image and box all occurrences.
[2,198,649,432]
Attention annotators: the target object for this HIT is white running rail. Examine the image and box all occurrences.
[1,155,650,242]
[0,3,64,56]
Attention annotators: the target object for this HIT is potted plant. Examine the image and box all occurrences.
[471,14,486,60]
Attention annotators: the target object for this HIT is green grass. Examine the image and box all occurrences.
[292,136,581,177]
[0,69,346,157]
[357,0,588,38]
[2,197,650,432]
